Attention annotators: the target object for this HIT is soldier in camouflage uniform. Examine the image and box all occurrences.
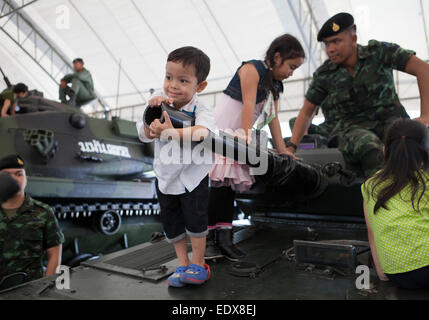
[60,58,95,107]
[0,155,64,284]
[285,13,429,177]
[0,83,28,118]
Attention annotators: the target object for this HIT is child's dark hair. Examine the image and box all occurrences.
[168,47,211,83]
[264,34,306,96]
[13,83,28,94]
[367,119,429,213]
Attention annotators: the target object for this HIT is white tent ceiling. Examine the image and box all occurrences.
[0,0,428,122]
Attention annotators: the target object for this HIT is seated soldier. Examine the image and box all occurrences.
[0,83,28,118]
[0,155,64,284]
[59,58,96,107]
[286,13,429,177]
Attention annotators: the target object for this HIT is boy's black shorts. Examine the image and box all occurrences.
[156,176,209,243]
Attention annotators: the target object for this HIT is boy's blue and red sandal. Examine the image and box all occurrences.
[168,266,189,288]
[180,264,211,285]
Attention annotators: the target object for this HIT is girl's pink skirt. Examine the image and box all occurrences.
[209,94,265,192]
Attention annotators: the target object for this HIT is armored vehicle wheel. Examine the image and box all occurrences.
[69,113,87,129]
[95,210,122,235]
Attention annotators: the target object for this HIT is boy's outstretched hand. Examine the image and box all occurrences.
[146,96,175,139]
[149,96,174,107]
[150,111,174,139]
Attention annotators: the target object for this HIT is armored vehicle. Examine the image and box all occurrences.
[0,91,361,259]
[2,98,428,300]
[235,134,365,228]
[0,90,161,237]
[5,84,424,300]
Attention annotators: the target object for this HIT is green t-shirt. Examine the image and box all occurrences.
[362,173,429,274]
[0,90,15,114]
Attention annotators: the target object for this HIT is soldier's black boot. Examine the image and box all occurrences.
[67,91,77,107]
[62,86,77,106]
[217,229,246,262]
[205,229,224,260]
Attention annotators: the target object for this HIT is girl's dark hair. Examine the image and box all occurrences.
[367,119,429,213]
[264,34,305,96]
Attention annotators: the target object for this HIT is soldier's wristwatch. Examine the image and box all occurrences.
[285,141,298,151]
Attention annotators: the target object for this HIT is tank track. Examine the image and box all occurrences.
[46,200,161,220]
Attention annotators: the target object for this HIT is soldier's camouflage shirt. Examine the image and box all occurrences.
[305,40,415,133]
[0,195,64,282]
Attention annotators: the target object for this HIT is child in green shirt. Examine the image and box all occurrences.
[362,119,429,289]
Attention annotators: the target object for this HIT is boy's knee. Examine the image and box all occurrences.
[167,233,187,244]
[186,229,208,239]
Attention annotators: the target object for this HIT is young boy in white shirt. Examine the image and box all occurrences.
[137,47,215,287]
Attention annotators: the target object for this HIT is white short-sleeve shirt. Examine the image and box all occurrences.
[136,93,215,195]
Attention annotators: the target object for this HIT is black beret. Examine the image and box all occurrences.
[73,58,84,64]
[317,12,355,42]
[0,155,25,171]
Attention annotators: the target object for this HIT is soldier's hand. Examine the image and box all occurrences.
[148,96,174,108]
[60,79,67,89]
[278,147,299,160]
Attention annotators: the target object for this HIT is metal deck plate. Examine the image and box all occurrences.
[294,240,370,273]
[1,226,428,300]
[82,240,187,281]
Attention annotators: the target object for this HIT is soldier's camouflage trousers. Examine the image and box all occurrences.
[340,126,385,178]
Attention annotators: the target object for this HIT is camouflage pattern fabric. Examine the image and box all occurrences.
[341,125,385,177]
[0,195,64,282]
[304,40,415,176]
